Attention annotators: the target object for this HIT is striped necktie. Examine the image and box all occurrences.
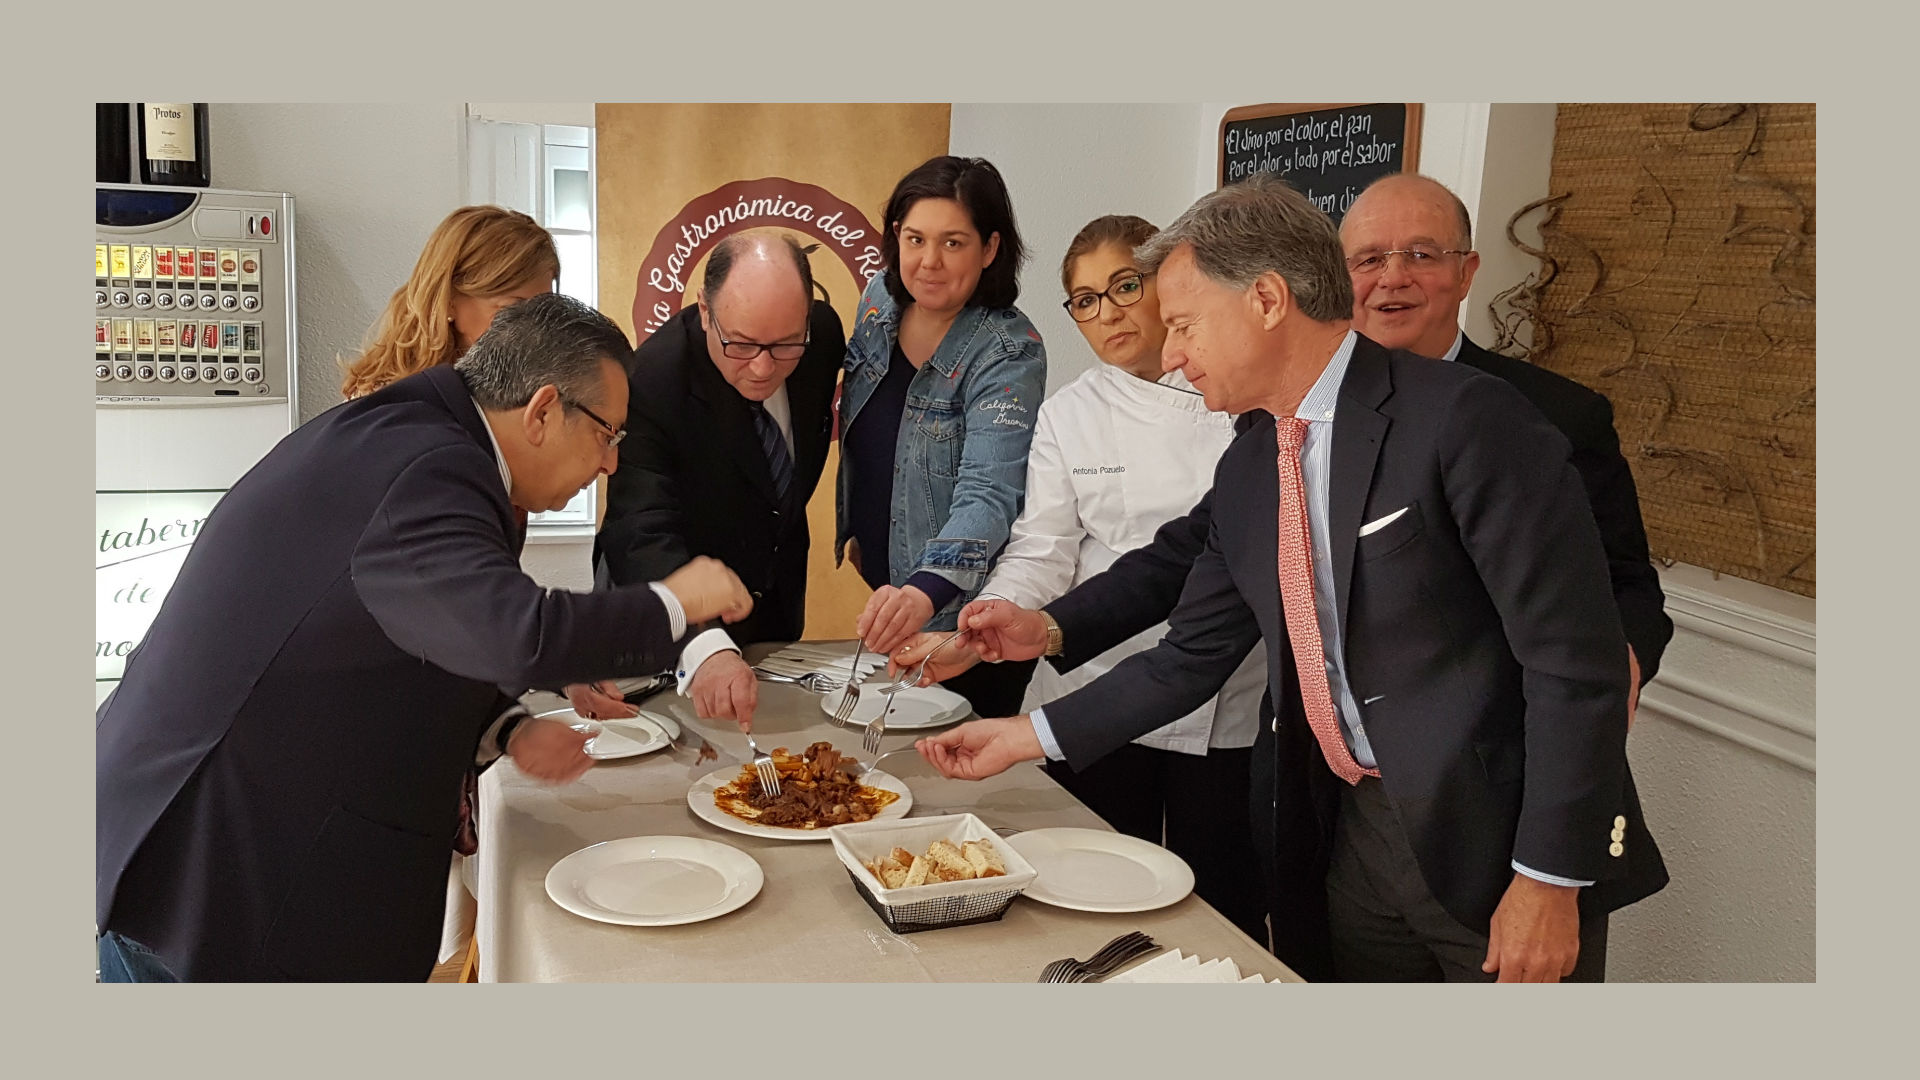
[749,401,793,502]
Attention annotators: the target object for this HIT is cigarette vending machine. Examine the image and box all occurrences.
[95,184,298,707]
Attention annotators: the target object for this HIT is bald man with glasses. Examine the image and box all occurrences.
[582,231,847,730]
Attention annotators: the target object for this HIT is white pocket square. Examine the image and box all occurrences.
[1358,506,1409,537]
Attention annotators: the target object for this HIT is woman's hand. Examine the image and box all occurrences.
[889,629,981,686]
[507,717,595,784]
[857,584,935,655]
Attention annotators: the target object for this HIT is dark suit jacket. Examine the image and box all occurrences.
[95,365,683,981]
[1042,335,1668,941]
[596,302,843,645]
[1454,337,1672,679]
[1049,337,1672,680]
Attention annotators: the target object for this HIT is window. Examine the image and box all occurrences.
[465,110,600,528]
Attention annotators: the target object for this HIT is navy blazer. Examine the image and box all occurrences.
[1041,336,1667,937]
[597,301,843,644]
[96,365,682,981]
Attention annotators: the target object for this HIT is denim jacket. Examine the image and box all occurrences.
[835,273,1048,631]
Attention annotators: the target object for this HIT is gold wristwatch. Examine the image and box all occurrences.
[1042,611,1064,657]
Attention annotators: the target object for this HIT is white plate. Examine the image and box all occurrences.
[686,762,913,841]
[816,682,971,730]
[1005,828,1196,913]
[535,707,681,760]
[544,835,763,927]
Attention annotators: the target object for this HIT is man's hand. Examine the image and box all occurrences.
[564,680,638,721]
[957,597,1050,663]
[661,556,754,625]
[858,584,935,656]
[1627,646,1641,732]
[1481,873,1582,982]
[689,649,757,731]
[915,716,1045,780]
[507,717,595,784]
[889,630,981,686]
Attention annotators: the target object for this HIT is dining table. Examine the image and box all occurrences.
[473,641,1303,983]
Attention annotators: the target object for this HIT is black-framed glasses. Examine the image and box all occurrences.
[1344,246,1472,276]
[563,398,627,448]
[1062,273,1150,323]
[712,315,809,362]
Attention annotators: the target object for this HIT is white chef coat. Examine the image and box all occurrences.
[983,364,1266,753]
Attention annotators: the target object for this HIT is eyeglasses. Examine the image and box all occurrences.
[1062,273,1150,323]
[712,315,809,362]
[1345,246,1472,276]
[563,398,627,449]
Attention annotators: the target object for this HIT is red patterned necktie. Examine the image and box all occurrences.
[1274,418,1378,785]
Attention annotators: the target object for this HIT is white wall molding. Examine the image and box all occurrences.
[1639,565,1815,773]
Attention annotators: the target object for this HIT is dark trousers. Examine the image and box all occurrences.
[1046,743,1268,946]
[1326,777,1608,982]
[942,657,1038,721]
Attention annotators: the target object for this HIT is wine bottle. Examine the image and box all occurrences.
[97,103,132,184]
[138,103,211,188]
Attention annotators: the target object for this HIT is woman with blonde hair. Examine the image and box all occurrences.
[340,205,559,398]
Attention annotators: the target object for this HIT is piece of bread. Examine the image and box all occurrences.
[902,854,932,888]
[961,839,1007,878]
[891,847,918,868]
[926,840,976,881]
[880,865,909,890]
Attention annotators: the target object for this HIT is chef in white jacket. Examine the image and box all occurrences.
[900,216,1267,940]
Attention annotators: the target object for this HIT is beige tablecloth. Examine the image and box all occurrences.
[475,644,1301,983]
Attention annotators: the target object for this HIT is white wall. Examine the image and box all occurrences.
[209,104,466,426]
[1613,566,1816,981]
[950,104,1214,398]
[208,103,588,590]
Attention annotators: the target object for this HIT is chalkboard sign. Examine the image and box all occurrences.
[1218,103,1423,223]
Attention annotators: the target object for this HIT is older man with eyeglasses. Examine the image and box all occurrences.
[1341,174,1672,726]
[581,230,847,730]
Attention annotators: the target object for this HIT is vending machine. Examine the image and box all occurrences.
[95,184,298,707]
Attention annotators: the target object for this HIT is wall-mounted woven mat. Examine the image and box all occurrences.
[1500,103,1814,598]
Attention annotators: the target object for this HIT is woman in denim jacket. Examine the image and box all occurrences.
[838,156,1047,718]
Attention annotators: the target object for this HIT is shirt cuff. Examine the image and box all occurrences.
[675,628,741,696]
[904,571,963,615]
[649,582,687,640]
[1511,860,1595,888]
[476,702,533,765]
[1029,707,1066,762]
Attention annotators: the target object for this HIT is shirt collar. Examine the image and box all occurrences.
[1441,330,1465,362]
[471,394,513,495]
[1294,330,1359,424]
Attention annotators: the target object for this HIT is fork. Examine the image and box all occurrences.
[752,669,844,694]
[744,730,780,797]
[867,625,971,695]
[829,641,866,727]
[861,686,897,759]
[1038,931,1157,983]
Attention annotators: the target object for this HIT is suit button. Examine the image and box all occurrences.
[1610,827,1625,842]
[1608,841,1625,858]
[752,591,764,599]
[1271,717,1278,733]
[1614,815,1627,829]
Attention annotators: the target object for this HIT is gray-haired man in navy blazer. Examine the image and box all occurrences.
[96,293,753,981]
[918,175,1667,982]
